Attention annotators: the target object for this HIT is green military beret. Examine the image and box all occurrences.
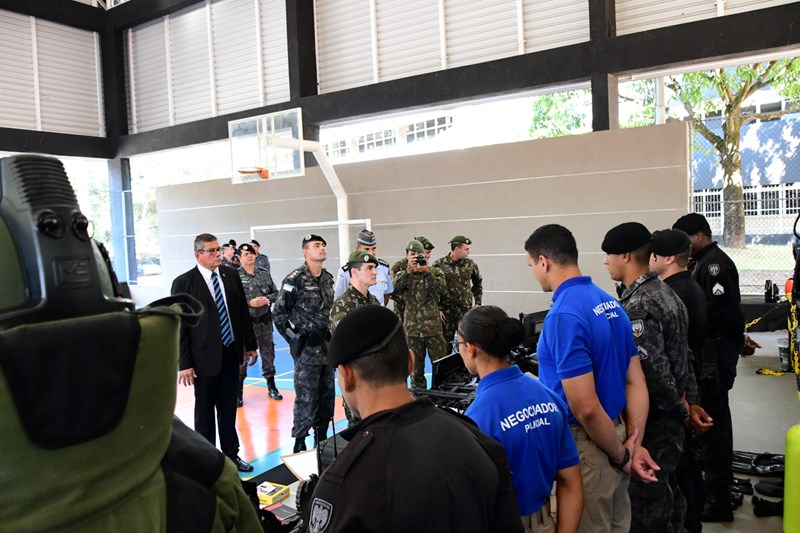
[449,235,472,245]
[406,239,425,253]
[415,236,434,250]
[346,250,379,268]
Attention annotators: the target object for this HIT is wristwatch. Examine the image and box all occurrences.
[610,447,630,471]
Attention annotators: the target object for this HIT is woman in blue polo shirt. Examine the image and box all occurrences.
[460,306,583,533]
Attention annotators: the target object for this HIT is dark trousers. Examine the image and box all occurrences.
[194,343,240,458]
[676,429,704,533]
[699,380,733,504]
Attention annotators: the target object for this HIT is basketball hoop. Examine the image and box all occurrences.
[237,167,270,180]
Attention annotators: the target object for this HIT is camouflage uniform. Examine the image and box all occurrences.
[273,264,335,438]
[237,266,278,399]
[389,258,408,322]
[620,271,690,533]
[330,286,379,426]
[330,286,380,333]
[393,264,448,390]
[433,254,483,343]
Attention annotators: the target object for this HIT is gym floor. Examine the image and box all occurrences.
[173,329,798,531]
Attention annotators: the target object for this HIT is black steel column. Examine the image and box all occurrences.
[589,0,616,132]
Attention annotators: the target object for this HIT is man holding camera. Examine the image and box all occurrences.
[273,234,335,453]
[391,235,434,322]
[434,235,483,344]
[392,239,448,390]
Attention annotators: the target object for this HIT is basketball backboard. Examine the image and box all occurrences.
[228,108,304,184]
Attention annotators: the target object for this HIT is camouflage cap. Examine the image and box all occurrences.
[415,236,434,250]
[328,305,403,367]
[406,239,425,253]
[601,222,651,254]
[238,243,257,254]
[449,235,472,245]
[302,234,327,246]
[346,250,379,268]
[651,229,690,257]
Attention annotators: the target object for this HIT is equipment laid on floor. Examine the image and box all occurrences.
[731,450,784,476]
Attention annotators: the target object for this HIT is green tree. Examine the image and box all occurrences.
[530,61,800,249]
[529,89,592,139]
[666,59,800,248]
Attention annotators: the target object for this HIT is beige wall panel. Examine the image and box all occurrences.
[155,122,690,316]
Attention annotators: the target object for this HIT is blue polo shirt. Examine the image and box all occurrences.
[536,276,637,425]
[466,365,579,515]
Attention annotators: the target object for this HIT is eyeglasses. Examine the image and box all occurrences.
[199,247,222,254]
[451,340,466,352]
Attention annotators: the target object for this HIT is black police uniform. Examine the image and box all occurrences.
[307,399,523,533]
[664,270,708,533]
[689,241,744,511]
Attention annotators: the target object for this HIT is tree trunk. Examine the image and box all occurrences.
[720,117,746,248]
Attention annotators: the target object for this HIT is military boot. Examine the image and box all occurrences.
[293,437,307,453]
[267,377,283,400]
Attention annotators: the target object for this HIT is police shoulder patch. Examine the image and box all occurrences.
[309,498,333,533]
[708,263,720,276]
[631,319,645,338]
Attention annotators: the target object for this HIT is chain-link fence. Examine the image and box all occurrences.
[692,187,800,295]
[691,114,800,295]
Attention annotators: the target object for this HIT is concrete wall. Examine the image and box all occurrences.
[153,122,690,314]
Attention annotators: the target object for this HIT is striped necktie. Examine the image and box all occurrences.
[211,271,234,347]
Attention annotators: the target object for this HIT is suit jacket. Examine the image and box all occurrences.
[171,265,257,377]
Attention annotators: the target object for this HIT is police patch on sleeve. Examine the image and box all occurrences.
[309,498,333,532]
[282,283,295,292]
[708,264,720,276]
[631,319,644,338]
[712,282,725,296]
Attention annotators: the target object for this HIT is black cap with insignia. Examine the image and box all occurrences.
[651,229,690,257]
[328,305,403,367]
[238,243,257,254]
[302,234,326,246]
[601,222,652,254]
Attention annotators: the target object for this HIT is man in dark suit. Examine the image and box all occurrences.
[171,233,258,472]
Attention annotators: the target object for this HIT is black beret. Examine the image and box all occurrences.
[302,234,326,246]
[238,243,257,254]
[601,222,652,254]
[673,213,711,236]
[328,305,403,367]
[651,229,690,257]
[250,239,260,247]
